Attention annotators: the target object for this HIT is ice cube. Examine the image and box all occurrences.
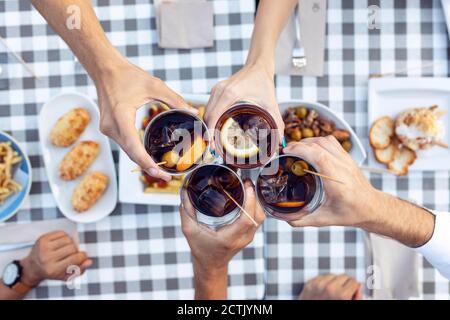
[244,116,271,141]
[260,174,288,203]
[198,186,228,217]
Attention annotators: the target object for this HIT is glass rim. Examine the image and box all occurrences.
[255,153,325,221]
[213,101,280,169]
[182,163,247,218]
[143,108,211,176]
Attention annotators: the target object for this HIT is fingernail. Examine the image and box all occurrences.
[147,168,171,181]
[281,136,287,148]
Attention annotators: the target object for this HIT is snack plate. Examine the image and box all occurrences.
[279,101,367,166]
[38,92,117,223]
[119,95,366,206]
[368,78,450,171]
[118,94,209,206]
[0,131,32,222]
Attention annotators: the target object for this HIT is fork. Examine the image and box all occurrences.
[291,9,307,69]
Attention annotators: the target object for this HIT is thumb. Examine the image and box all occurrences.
[288,212,322,228]
[156,84,198,115]
[79,258,93,275]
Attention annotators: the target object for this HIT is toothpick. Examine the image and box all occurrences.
[303,169,345,184]
[131,161,168,173]
[435,141,449,149]
[369,61,440,79]
[222,189,258,227]
[0,36,39,79]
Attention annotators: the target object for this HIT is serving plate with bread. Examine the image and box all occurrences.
[368,78,450,174]
[38,92,117,223]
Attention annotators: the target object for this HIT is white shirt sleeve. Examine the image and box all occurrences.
[415,211,450,279]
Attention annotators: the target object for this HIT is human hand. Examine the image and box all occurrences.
[204,62,284,144]
[19,231,92,287]
[180,180,265,274]
[299,274,363,300]
[283,136,380,228]
[95,60,197,181]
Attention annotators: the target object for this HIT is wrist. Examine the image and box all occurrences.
[245,54,275,78]
[192,256,228,280]
[19,258,42,288]
[88,48,131,85]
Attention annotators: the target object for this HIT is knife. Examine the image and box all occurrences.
[0,242,34,253]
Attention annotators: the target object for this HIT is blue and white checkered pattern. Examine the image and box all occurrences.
[1,0,449,299]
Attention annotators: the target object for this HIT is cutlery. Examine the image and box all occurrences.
[291,9,307,69]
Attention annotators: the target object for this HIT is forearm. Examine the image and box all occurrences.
[0,282,26,300]
[361,191,435,248]
[246,0,298,70]
[31,0,128,82]
[193,258,228,300]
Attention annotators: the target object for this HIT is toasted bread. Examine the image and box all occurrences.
[387,146,416,176]
[370,116,394,149]
[374,143,397,164]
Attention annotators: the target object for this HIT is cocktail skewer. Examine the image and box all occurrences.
[369,61,440,78]
[302,169,344,184]
[222,189,258,227]
[131,161,168,173]
[0,35,39,79]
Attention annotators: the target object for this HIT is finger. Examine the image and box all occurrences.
[50,236,73,250]
[58,251,89,270]
[179,188,202,237]
[79,259,93,275]
[54,243,78,261]
[300,136,344,158]
[314,274,337,291]
[204,84,225,130]
[46,231,68,241]
[115,111,171,181]
[244,179,265,225]
[353,284,364,300]
[180,187,197,221]
[283,142,333,174]
[329,274,352,288]
[287,212,325,228]
[341,277,362,300]
[156,83,197,114]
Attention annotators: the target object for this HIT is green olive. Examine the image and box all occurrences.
[161,150,179,168]
[291,160,309,176]
[291,128,302,141]
[285,157,295,170]
[296,106,308,119]
[341,140,352,152]
[302,128,314,138]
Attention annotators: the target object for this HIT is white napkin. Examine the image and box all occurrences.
[275,0,327,76]
[0,219,78,273]
[365,232,420,300]
[155,0,214,49]
[442,0,450,40]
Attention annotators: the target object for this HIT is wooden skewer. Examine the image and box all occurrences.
[0,36,39,79]
[303,169,345,184]
[435,141,449,149]
[369,61,440,79]
[222,189,258,227]
[359,166,397,175]
[131,161,168,173]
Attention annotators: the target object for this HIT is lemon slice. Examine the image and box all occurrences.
[220,117,259,158]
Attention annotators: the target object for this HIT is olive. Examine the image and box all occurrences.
[296,106,308,119]
[302,128,314,138]
[285,157,295,170]
[291,128,302,141]
[161,150,180,168]
[291,160,309,176]
[341,140,353,152]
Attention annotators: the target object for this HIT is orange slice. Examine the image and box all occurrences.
[274,201,305,208]
[176,135,206,172]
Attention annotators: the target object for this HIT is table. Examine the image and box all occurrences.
[0,0,449,300]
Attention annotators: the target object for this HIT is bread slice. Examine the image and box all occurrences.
[370,116,395,149]
[374,143,396,164]
[388,147,416,176]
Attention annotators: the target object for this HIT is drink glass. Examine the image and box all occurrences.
[143,109,210,175]
[182,163,246,230]
[214,102,279,169]
[256,154,324,221]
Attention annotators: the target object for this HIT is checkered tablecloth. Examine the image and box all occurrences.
[0,0,449,300]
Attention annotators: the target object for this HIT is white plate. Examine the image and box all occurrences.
[368,77,450,171]
[119,94,209,205]
[38,92,117,223]
[278,100,367,166]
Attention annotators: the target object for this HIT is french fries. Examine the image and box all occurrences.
[0,142,22,204]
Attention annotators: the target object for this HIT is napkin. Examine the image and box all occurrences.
[155,0,214,49]
[442,0,450,40]
[0,219,78,273]
[364,232,420,300]
[275,0,327,77]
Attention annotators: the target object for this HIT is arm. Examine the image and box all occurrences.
[31,0,195,181]
[179,181,265,300]
[0,231,91,300]
[204,0,298,137]
[284,138,449,279]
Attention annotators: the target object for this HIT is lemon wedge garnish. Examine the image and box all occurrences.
[220,117,259,158]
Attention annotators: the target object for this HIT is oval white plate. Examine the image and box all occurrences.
[279,100,367,166]
[38,92,117,223]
